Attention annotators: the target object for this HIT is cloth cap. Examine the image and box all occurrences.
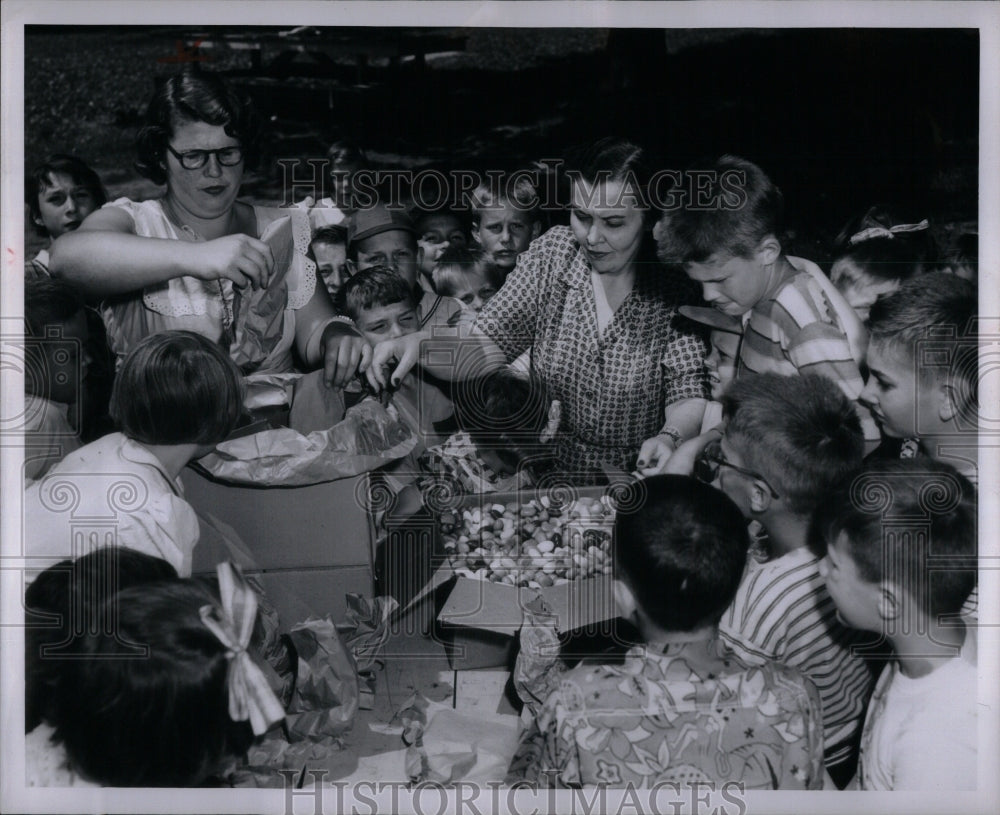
[348,205,415,248]
[678,305,743,335]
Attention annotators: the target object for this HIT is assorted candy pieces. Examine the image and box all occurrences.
[438,495,614,586]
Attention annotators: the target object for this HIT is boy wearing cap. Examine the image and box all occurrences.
[323,203,465,389]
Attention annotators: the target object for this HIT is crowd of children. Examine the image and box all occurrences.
[19,68,982,791]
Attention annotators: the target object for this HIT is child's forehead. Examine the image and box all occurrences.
[685,253,750,277]
[359,301,413,320]
[357,229,416,253]
[478,202,533,224]
[866,337,914,371]
[311,238,346,254]
[416,212,463,233]
[39,171,83,193]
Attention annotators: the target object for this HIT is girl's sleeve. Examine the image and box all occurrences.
[474,235,551,362]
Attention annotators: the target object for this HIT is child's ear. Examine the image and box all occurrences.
[755,234,782,267]
[471,228,483,246]
[612,579,638,621]
[939,383,960,424]
[877,583,901,622]
[346,258,358,276]
[749,481,772,514]
[652,219,664,243]
[530,221,541,240]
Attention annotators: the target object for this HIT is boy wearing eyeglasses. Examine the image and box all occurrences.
[688,372,873,788]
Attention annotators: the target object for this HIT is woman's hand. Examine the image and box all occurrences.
[190,234,275,291]
[365,331,429,391]
[635,434,678,476]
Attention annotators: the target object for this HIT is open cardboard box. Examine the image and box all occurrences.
[408,484,626,670]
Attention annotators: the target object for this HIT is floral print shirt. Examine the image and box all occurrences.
[475,227,708,475]
[506,640,824,789]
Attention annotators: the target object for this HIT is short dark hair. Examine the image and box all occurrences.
[614,475,750,631]
[334,265,417,320]
[51,578,255,786]
[24,275,85,338]
[808,458,977,619]
[25,547,179,733]
[722,373,864,516]
[453,369,550,471]
[135,68,261,185]
[867,272,978,417]
[656,154,784,264]
[26,155,108,237]
[110,330,244,446]
[310,224,348,249]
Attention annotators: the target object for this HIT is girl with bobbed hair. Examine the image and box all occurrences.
[24,330,245,577]
[49,68,346,384]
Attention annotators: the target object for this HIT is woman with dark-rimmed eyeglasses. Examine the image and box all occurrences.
[50,68,344,380]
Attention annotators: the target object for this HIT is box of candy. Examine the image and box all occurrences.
[414,482,634,668]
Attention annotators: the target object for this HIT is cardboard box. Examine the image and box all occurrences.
[412,485,625,670]
[182,466,376,623]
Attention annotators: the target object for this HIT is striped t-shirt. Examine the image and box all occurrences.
[719,546,875,768]
[738,258,880,445]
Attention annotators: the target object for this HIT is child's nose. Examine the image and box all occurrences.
[858,379,877,407]
[702,284,723,303]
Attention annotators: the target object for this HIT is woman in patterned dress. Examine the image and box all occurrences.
[370,139,709,477]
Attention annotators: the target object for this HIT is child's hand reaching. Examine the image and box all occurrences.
[366,330,429,391]
[320,329,372,389]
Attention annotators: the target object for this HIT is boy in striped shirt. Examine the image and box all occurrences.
[695,373,874,787]
[655,155,879,450]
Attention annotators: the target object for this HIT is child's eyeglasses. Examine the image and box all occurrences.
[694,439,781,499]
[166,144,244,170]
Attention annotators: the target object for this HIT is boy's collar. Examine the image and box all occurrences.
[754,255,799,307]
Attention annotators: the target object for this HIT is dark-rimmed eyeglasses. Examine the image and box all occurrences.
[166,144,243,170]
[694,439,781,499]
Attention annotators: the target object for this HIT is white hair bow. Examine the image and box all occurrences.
[848,219,929,245]
[199,562,285,736]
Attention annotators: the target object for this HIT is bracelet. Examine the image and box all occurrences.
[657,425,684,447]
[304,315,355,367]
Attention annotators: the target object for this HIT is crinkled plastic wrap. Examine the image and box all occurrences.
[197,399,416,486]
[398,693,521,785]
[284,617,361,742]
[511,595,567,718]
[341,594,399,709]
[230,616,361,786]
